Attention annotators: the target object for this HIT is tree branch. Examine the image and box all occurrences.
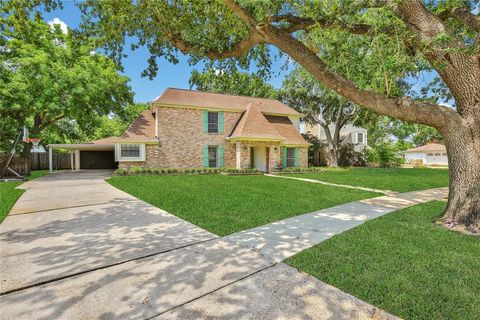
[150,4,261,60]
[255,23,456,129]
[37,114,65,131]
[438,7,480,32]
[167,31,262,59]
[269,14,393,36]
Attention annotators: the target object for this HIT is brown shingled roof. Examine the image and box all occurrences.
[229,103,284,141]
[404,142,446,153]
[228,104,309,145]
[89,136,118,145]
[153,87,302,116]
[119,109,158,142]
[264,115,310,146]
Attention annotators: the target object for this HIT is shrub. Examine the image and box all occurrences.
[366,143,405,168]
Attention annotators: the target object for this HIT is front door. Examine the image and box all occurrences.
[253,146,267,172]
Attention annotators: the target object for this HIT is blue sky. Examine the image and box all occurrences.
[42,2,291,103]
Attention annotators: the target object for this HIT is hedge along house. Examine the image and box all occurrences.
[48,88,309,172]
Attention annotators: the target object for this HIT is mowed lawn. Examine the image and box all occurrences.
[286,201,480,320]
[286,167,449,192]
[0,170,49,222]
[108,174,377,236]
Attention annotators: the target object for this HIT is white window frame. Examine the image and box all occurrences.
[115,143,146,161]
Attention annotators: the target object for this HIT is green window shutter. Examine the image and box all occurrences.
[295,147,299,167]
[203,144,209,167]
[203,110,208,133]
[218,112,224,133]
[218,145,224,167]
[282,147,287,168]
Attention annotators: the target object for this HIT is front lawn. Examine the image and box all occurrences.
[0,170,49,222]
[286,167,449,192]
[108,174,378,236]
[286,201,480,320]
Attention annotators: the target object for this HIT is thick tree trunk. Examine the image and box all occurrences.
[326,146,339,167]
[441,120,480,233]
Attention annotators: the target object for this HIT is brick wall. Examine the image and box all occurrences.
[119,107,242,169]
[118,106,308,171]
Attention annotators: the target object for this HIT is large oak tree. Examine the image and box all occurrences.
[17,0,480,231]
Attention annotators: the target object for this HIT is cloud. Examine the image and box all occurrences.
[48,18,68,34]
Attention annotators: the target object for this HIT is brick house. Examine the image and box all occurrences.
[49,88,309,172]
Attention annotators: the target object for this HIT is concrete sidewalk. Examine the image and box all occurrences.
[225,188,448,262]
[1,171,445,319]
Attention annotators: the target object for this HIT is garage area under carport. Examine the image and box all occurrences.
[48,138,118,171]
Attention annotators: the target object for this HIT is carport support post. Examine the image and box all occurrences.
[75,150,80,171]
[49,146,53,173]
[70,151,74,171]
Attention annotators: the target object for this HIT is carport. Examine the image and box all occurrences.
[48,137,118,172]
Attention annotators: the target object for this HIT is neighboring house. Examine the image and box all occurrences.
[49,88,309,172]
[304,123,368,152]
[404,142,448,166]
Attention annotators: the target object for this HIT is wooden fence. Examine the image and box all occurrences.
[0,155,30,177]
[30,152,71,170]
[0,152,71,177]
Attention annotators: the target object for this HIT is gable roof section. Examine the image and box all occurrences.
[404,143,446,153]
[119,109,158,142]
[229,104,309,145]
[229,103,284,141]
[264,115,309,146]
[153,87,302,116]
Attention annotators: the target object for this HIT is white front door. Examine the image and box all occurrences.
[253,146,267,172]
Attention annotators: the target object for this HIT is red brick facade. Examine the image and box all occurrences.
[118,106,308,171]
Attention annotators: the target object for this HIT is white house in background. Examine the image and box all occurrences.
[404,142,448,165]
[305,123,368,152]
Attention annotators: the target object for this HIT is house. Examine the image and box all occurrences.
[304,123,368,152]
[404,142,448,166]
[49,88,309,172]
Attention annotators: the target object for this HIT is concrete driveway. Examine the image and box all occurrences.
[0,170,398,320]
[1,170,216,293]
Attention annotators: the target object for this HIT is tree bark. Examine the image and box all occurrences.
[320,123,339,167]
[441,120,480,233]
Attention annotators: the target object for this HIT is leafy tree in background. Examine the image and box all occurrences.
[280,66,376,167]
[9,0,480,230]
[0,12,133,155]
[189,67,276,98]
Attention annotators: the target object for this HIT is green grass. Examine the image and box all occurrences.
[285,201,480,320]
[0,170,49,222]
[286,167,449,192]
[108,174,378,236]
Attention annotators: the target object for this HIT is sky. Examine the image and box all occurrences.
[41,2,291,103]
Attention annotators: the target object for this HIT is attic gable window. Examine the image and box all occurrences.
[357,132,365,144]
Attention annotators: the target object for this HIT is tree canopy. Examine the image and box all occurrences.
[189,67,276,98]
[0,11,133,152]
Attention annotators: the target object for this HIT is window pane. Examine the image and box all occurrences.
[357,133,364,143]
[427,153,433,156]
[208,112,218,133]
[208,146,217,167]
[286,147,295,167]
[121,144,140,157]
